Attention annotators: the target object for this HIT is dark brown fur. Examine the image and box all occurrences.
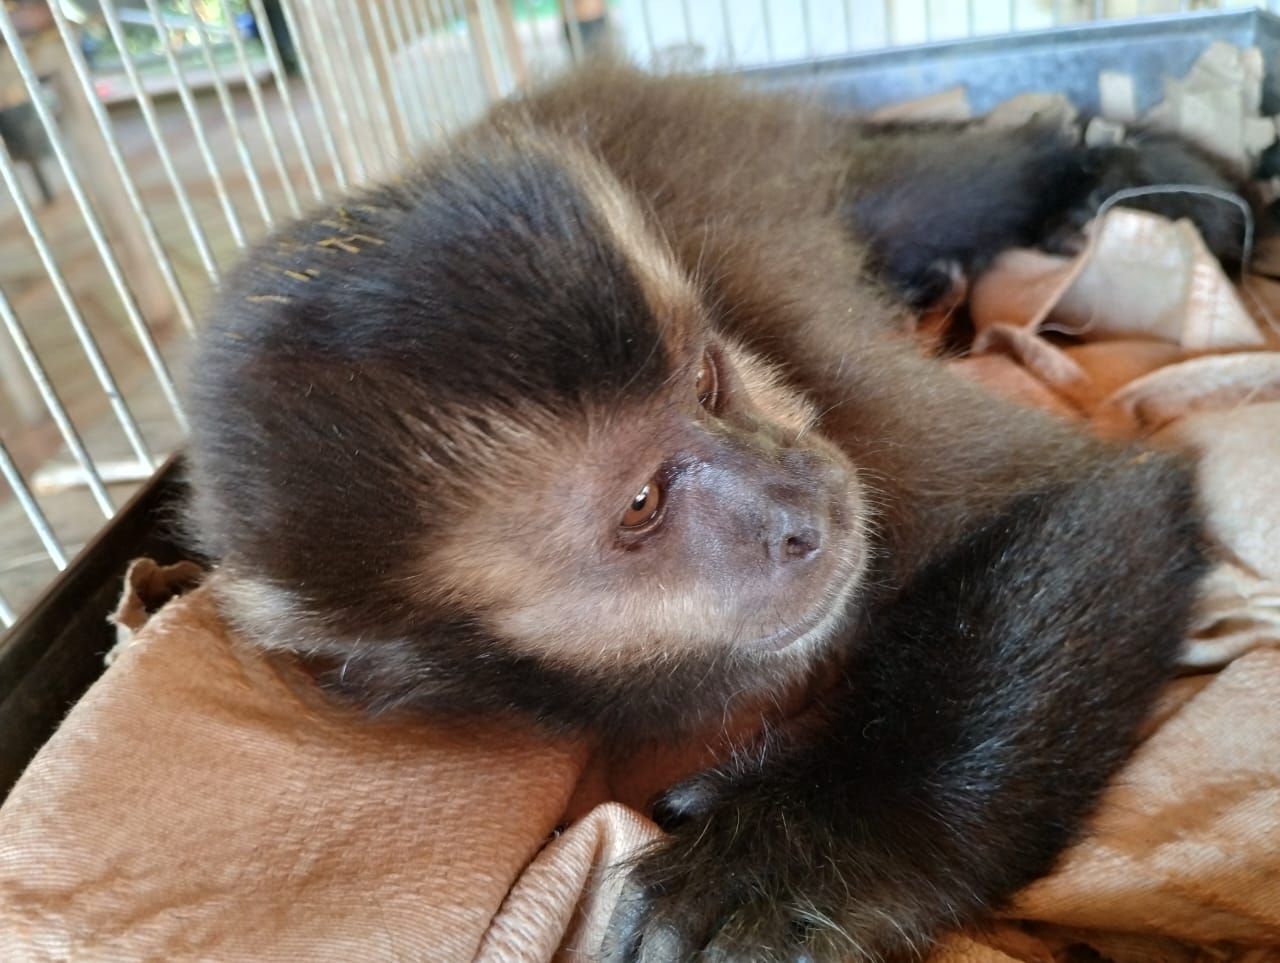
[185,66,1216,961]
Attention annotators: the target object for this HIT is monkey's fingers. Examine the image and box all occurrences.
[601,871,717,963]
[602,782,854,963]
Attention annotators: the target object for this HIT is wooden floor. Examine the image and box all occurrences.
[0,75,340,622]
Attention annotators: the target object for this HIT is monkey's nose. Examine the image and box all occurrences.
[783,527,823,560]
[764,506,823,562]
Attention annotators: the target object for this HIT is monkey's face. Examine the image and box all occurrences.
[191,132,870,716]
[427,333,868,669]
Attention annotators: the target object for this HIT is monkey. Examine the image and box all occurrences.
[183,65,1227,961]
[837,120,1254,308]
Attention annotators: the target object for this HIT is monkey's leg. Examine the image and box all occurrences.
[604,451,1206,963]
[843,122,1253,307]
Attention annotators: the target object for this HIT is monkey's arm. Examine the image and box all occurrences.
[605,452,1207,963]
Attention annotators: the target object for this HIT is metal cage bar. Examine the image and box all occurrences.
[46,2,200,336]
[0,9,186,440]
[297,0,368,183]
[90,0,224,283]
[385,0,435,139]
[135,0,250,247]
[320,0,391,176]
[278,0,351,191]
[0,285,115,517]
[414,0,465,129]
[0,441,68,574]
[249,0,326,202]
[187,5,277,227]
[0,137,155,475]
[366,0,419,153]
[218,0,303,219]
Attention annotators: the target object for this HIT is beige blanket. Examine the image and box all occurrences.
[1,209,1278,962]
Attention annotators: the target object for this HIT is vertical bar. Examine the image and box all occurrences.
[1052,0,1065,25]
[966,0,975,37]
[277,0,350,191]
[385,0,435,140]
[0,587,15,629]
[0,144,152,469]
[96,1,224,281]
[293,0,368,183]
[1093,0,1103,19]
[345,0,405,162]
[762,0,775,61]
[0,285,115,516]
[924,0,933,41]
[136,0,249,247]
[1008,0,1017,32]
[468,0,513,98]
[525,2,550,75]
[0,10,184,445]
[719,0,736,66]
[486,0,528,89]
[406,0,462,130]
[187,2,279,226]
[366,0,418,152]
[454,0,498,106]
[408,0,460,130]
[247,0,325,202]
[322,0,392,174]
[217,0,302,218]
[843,0,854,52]
[639,0,658,63]
[681,0,695,47]
[435,0,481,116]
[0,442,70,571]
[564,1,585,63]
[801,0,814,57]
[47,2,199,335]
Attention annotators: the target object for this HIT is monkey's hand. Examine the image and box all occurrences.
[602,746,945,963]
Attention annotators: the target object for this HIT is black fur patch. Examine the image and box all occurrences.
[185,138,671,637]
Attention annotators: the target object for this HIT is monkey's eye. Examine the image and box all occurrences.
[620,478,663,529]
[695,348,720,412]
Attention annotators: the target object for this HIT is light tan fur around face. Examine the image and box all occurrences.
[559,145,704,357]
[420,349,869,671]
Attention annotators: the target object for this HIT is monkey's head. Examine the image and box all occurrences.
[187,128,869,738]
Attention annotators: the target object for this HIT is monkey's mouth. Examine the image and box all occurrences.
[745,559,864,654]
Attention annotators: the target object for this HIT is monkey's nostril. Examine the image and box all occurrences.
[783,527,822,560]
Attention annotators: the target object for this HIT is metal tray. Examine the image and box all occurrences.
[753,9,1280,116]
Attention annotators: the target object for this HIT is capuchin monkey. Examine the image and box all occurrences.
[185,66,1227,961]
